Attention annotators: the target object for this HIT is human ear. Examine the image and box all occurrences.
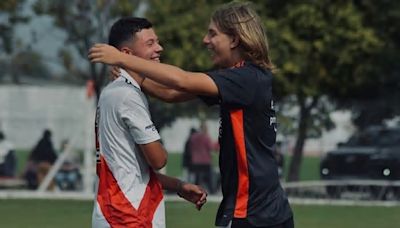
[120,47,133,55]
[230,35,240,49]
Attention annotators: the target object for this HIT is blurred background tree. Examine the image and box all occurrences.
[31,0,200,130]
[0,0,48,83]
[0,0,28,54]
[145,0,224,129]
[254,0,381,181]
[345,0,400,129]
[33,0,141,102]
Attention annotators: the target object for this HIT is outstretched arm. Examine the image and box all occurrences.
[156,173,207,210]
[141,76,197,103]
[89,43,219,97]
[127,69,197,103]
[110,67,196,103]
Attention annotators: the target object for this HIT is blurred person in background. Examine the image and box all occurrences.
[24,129,57,189]
[0,131,17,178]
[182,127,197,182]
[189,122,218,194]
[55,139,82,191]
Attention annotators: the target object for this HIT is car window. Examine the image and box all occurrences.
[346,130,379,146]
[345,128,400,147]
[377,129,400,146]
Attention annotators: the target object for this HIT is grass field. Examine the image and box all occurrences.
[6,151,399,227]
[0,199,399,228]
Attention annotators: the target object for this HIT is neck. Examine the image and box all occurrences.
[224,49,245,68]
[125,69,143,85]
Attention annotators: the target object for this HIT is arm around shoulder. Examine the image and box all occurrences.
[142,78,196,103]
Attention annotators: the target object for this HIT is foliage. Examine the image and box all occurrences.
[33,0,141,101]
[22,0,399,178]
[251,0,381,181]
[145,0,387,179]
[345,0,400,128]
[0,0,28,54]
[146,0,225,71]
[10,49,50,80]
[0,0,44,84]
[145,0,227,128]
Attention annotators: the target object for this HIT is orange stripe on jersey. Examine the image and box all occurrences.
[138,170,163,224]
[96,155,163,227]
[230,109,249,218]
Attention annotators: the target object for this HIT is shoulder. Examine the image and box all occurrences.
[207,62,268,79]
[102,78,142,102]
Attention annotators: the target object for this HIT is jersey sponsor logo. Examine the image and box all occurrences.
[124,78,132,85]
[269,101,277,132]
[270,116,277,132]
[145,124,156,131]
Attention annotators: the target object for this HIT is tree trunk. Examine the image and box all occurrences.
[287,102,308,182]
[287,96,318,182]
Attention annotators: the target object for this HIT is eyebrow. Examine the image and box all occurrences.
[208,28,217,34]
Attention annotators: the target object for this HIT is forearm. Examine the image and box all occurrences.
[156,172,207,210]
[156,173,183,193]
[142,78,196,103]
[119,54,190,91]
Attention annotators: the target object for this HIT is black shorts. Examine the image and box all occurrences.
[231,217,294,228]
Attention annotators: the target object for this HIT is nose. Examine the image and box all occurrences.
[155,42,163,53]
[203,34,210,45]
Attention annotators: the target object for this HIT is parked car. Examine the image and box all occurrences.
[320,126,400,199]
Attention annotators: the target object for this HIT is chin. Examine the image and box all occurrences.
[213,61,227,69]
[212,58,222,67]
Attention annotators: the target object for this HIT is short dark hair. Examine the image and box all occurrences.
[108,17,153,49]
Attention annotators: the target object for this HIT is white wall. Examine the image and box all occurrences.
[0,85,355,156]
[0,85,96,151]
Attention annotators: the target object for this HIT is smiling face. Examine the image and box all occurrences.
[203,21,237,68]
[124,28,163,62]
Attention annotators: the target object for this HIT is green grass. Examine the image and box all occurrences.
[0,199,92,228]
[7,152,395,228]
[0,199,399,228]
[284,155,321,181]
[15,149,30,175]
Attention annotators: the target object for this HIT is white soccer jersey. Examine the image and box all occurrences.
[92,70,165,228]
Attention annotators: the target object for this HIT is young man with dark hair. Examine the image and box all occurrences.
[92,17,207,228]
